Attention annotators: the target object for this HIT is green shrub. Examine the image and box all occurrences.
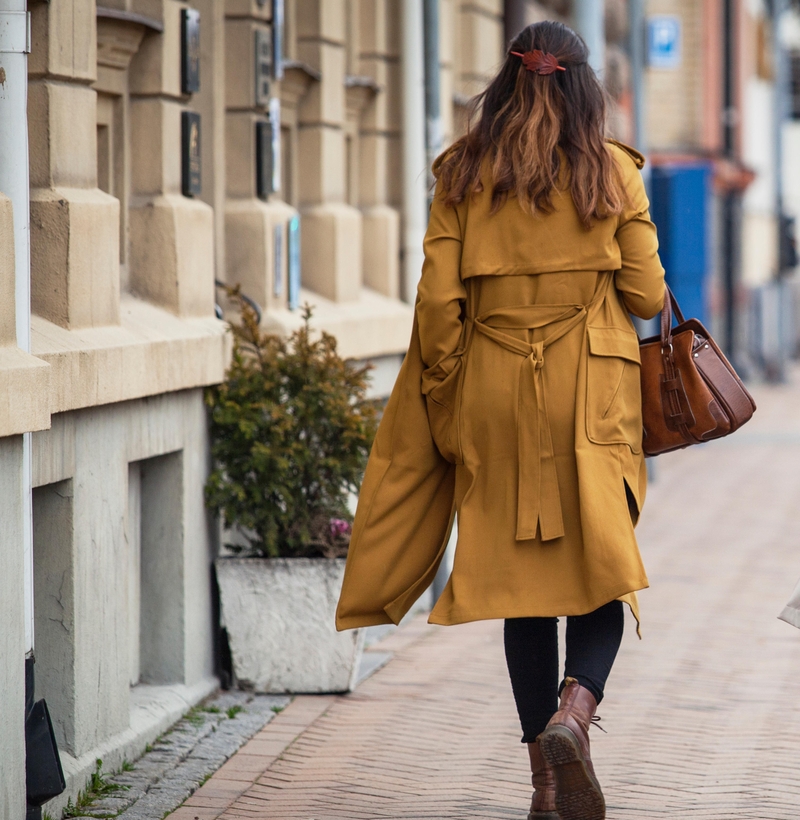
[205,294,378,558]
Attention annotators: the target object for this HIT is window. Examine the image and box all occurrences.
[33,481,75,753]
[127,452,184,686]
[96,94,124,263]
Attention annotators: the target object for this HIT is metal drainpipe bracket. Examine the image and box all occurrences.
[0,11,31,54]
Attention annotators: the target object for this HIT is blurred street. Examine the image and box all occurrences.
[167,371,800,819]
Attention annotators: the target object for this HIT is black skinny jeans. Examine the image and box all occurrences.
[504,600,624,743]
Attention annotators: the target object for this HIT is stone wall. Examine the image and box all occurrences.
[33,389,220,813]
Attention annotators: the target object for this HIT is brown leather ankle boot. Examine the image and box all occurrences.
[537,677,605,820]
[526,741,558,819]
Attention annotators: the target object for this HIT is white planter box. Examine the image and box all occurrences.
[215,557,364,694]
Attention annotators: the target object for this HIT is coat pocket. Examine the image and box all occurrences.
[423,356,464,465]
[586,326,642,453]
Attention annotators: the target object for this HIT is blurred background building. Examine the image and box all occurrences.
[1,0,799,815]
[642,0,800,380]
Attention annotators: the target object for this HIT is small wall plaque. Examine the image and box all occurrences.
[181,9,201,94]
[182,111,201,197]
[288,215,300,310]
[255,28,272,107]
[273,0,284,80]
[256,119,271,200]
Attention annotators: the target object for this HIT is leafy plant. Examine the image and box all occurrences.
[205,294,378,558]
[226,705,244,719]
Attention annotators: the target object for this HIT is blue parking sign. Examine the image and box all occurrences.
[648,15,682,69]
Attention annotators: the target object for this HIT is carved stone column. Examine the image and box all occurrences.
[94,11,152,289]
[224,0,298,314]
[296,0,363,303]
[128,0,215,317]
[354,0,401,299]
[28,0,121,329]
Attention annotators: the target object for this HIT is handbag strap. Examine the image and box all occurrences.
[671,288,686,324]
[658,285,701,446]
[659,285,686,350]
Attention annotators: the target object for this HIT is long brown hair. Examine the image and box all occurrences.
[433,21,624,228]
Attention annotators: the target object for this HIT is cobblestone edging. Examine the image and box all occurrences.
[69,690,290,820]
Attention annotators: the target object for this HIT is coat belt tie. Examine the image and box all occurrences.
[474,305,588,542]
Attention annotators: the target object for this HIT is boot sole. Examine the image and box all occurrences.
[538,725,605,820]
[527,813,559,820]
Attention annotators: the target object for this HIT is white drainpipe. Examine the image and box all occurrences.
[401,0,428,304]
[573,0,605,76]
[0,4,34,656]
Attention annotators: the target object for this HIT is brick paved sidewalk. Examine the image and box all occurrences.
[169,373,800,819]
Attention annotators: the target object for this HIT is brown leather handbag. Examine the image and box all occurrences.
[639,288,757,456]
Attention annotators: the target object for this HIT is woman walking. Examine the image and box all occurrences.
[337,20,665,820]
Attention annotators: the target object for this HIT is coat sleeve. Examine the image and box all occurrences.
[613,152,666,320]
[416,182,467,381]
[335,315,456,631]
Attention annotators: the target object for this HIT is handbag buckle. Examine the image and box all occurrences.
[659,370,696,431]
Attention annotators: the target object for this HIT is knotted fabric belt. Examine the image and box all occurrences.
[473,304,588,542]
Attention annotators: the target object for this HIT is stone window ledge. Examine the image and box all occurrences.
[32,295,231,415]
[0,345,51,438]
[260,287,414,361]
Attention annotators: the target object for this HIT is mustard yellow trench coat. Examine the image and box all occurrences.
[336,141,665,632]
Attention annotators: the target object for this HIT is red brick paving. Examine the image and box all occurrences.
[170,373,800,819]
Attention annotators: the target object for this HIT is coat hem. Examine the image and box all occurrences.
[779,605,800,630]
[336,611,396,631]
[427,580,648,634]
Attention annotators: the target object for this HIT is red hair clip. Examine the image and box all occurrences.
[510,50,566,75]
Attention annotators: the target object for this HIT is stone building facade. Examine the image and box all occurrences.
[0,1,639,814]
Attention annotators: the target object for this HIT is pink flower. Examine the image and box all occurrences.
[329,518,352,539]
